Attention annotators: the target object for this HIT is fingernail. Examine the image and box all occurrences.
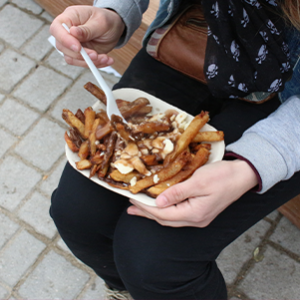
[74,26,83,37]
[156,195,168,207]
[70,45,79,52]
[100,57,108,64]
[127,208,136,215]
[88,52,97,60]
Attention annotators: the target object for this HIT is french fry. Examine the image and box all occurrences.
[63,86,223,199]
[84,82,107,105]
[120,97,150,119]
[140,154,160,166]
[98,132,118,178]
[131,122,170,135]
[95,110,110,125]
[75,159,92,170]
[84,107,96,138]
[192,131,224,143]
[90,152,104,165]
[116,99,152,116]
[111,115,132,142]
[147,147,210,197]
[69,128,82,148]
[129,150,190,194]
[163,111,209,166]
[64,131,79,152]
[78,140,90,160]
[89,118,101,156]
[62,109,87,139]
[109,169,141,184]
[95,121,114,140]
[132,106,152,116]
[129,156,151,176]
[103,177,129,190]
[89,163,101,178]
[75,109,85,124]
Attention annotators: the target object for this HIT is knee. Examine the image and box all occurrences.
[49,163,89,232]
[114,239,209,294]
[50,185,75,231]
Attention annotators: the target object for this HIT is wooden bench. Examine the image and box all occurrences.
[34,0,300,230]
[34,0,159,75]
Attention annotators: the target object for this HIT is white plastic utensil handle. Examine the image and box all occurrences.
[62,23,124,121]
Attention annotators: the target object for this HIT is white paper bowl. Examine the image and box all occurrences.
[65,88,225,206]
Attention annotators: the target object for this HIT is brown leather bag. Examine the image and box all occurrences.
[147,5,208,83]
[146,4,275,103]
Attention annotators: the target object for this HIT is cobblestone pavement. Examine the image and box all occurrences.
[0,1,300,299]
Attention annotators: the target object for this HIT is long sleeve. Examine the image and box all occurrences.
[226,95,300,193]
[93,0,149,47]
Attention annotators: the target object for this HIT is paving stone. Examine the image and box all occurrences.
[13,66,72,112]
[0,42,4,53]
[0,98,40,136]
[265,209,279,221]
[0,128,17,158]
[46,50,85,80]
[0,5,44,48]
[40,157,67,196]
[56,237,72,254]
[12,0,43,14]
[41,11,53,22]
[0,0,7,8]
[239,245,300,299]
[22,26,53,61]
[51,72,114,121]
[14,118,65,171]
[0,49,35,93]
[80,277,106,300]
[0,230,45,287]
[0,285,9,299]
[269,217,300,255]
[216,219,270,285]
[0,156,41,211]
[0,212,19,249]
[18,250,90,299]
[0,93,5,103]
[18,191,57,239]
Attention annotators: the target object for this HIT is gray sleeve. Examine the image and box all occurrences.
[93,0,149,47]
[226,95,300,193]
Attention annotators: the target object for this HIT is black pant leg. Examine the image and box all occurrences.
[50,163,129,290]
[51,46,300,299]
[112,166,300,300]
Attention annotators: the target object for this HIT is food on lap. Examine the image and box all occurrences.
[62,82,224,198]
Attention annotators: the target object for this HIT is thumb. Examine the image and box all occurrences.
[70,19,104,43]
[155,179,195,208]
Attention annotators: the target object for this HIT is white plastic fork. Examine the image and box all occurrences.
[62,23,125,122]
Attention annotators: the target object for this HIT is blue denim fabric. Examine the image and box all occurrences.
[143,0,300,103]
[279,26,300,102]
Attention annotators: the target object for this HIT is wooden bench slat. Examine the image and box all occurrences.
[278,195,300,229]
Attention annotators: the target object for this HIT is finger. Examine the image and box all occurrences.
[55,41,84,60]
[69,18,106,43]
[127,205,191,227]
[64,53,114,68]
[155,177,201,207]
[50,17,82,54]
[129,199,192,222]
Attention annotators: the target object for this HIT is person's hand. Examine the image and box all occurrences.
[127,159,258,227]
[50,6,125,68]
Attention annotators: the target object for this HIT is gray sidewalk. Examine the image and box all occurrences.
[0,1,299,299]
